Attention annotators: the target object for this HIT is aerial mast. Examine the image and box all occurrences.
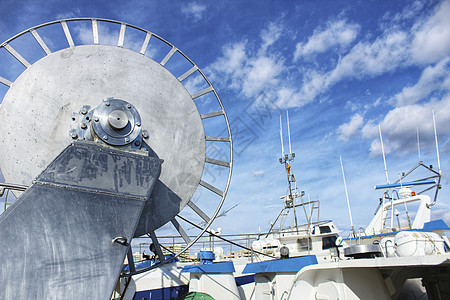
[267,111,319,238]
[432,107,441,175]
[280,114,285,158]
[378,125,390,184]
[417,127,421,162]
[340,156,355,237]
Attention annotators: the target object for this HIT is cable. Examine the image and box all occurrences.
[177,215,275,259]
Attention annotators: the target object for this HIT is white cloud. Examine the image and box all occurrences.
[181,2,207,21]
[337,114,364,141]
[291,1,450,106]
[362,94,450,156]
[432,202,450,224]
[208,41,247,91]
[294,19,359,61]
[260,21,284,52]
[208,26,293,105]
[296,29,410,103]
[208,1,450,112]
[242,55,283,98]
[251,170,265,177]
[72,23,94,45]
[338,31,408,77]
[275,87,305,108]
[392,57,450,106]
[411,0,450,64]
[55,9,82,20]
[183,73,206,95]
[386,0,427,25]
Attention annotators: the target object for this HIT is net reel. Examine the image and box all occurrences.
[0,18,232,299]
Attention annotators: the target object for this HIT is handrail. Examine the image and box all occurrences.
[0,182,28,196]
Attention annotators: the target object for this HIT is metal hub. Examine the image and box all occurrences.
[90,98,142,147]
[108,110,128,130]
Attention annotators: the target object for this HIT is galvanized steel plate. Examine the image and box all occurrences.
[0,45,205,230]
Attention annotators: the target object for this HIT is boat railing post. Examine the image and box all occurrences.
[172,236,175,255]
[384,239,393,257]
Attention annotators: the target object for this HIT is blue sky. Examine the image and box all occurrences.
[1,0,450,238]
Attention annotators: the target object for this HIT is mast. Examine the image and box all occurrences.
[280,114,285,158]
[432,107,441,175]
[267,111,319,239]
[275,112,299,232]
[286,111,298,230]
[416,127,421,162]
[378,125,390,184]
[287,111,292,156]
[340,156,355,237]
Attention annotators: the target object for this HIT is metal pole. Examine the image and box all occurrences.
[416,127,421,162]
[287,111,292,155]
[379,125,390,184]
[340,156,355,236]
[280,114,285,158]
[432,107,441,175]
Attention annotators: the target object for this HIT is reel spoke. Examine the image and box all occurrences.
[201,110,225,119]
[140,32,152,54]
[171,218,192,244]
[92,19,99,44]
[4,43,30,67]
[30,29,51,55]
[206,157,231,168]
[160,46,177,66]
[148,231,166,263]
[118,23,126,47]
[199,180,224,196]
[178,65,198,82]
[206,135,231,142]
[188,201,211,223]
[60,21,75,47]
[0,76,12,87]
[191,86,214,99]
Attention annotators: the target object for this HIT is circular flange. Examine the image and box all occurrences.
[91,99,141,146]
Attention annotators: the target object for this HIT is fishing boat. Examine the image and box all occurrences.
[287,158,450,300]
[123,179,449,300]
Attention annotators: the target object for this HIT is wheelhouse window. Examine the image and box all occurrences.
[322,236,337,250]
[319,226,331,234]
[297,237,312,251]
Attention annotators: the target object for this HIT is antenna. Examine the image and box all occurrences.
[280,114,285,158]
[272,111,301,235]
[287,111,292,155]
[416,127,421,162]
[340,156,355,237]
[379,125,390,184]
[432,107,441,175]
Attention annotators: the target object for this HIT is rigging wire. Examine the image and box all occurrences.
[177,215,275,259]
[219,167,285,216]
